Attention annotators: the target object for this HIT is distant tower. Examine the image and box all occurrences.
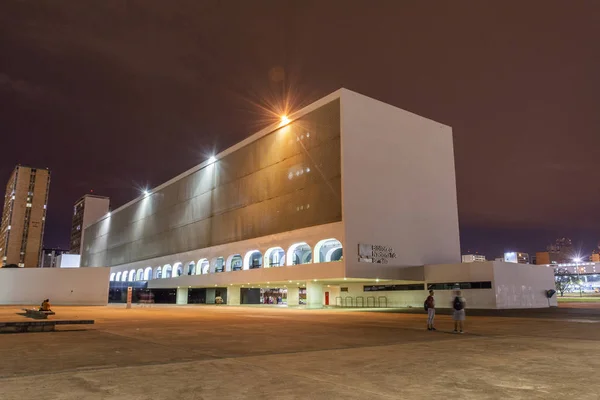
[69,194,110,255]
[0,165,51,267]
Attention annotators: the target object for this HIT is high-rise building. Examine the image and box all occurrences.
[0,165,50,267]
[462,254,486,263]
[69,194,110,255]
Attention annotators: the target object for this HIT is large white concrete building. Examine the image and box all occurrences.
[81,89,556,309]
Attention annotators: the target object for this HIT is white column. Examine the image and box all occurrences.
[287,286,299,306]
[306,281,324,309]
[176,287,188,305]
[228,286,241,305]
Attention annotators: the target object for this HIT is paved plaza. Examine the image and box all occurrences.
[1,304,600,399]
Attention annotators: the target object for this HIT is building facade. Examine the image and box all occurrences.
[504,252,530,264]
[70,194,110,255]
[0,166,50,267]
[462,254,486,263]
[81,89,554,309]
[40,247,68,268]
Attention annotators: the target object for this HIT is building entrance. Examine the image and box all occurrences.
[261,288,287,305]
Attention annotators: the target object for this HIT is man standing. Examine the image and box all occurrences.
[452,290,466,333]
[425,290,436,331]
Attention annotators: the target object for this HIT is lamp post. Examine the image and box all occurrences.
[573,257,582,297]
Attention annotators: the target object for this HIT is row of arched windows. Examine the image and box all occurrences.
[109,238,343,282]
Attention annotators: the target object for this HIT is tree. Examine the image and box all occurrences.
[555,268,577,297]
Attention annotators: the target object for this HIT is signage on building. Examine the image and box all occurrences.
[358,244,397,264]
[126,286,132,309]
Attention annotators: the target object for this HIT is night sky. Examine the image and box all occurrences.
[1,1,599,259]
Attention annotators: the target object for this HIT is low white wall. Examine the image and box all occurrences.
[492,262,558,309]
[0,267,109,305]
[425,262,497,309]
[340,283,425,308]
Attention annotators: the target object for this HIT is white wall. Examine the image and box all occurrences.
[492,262,558,309]
[57,254,81,268]
[342,282,426,308]
[425,262,494,283]
[425,262,496,309]
[0,267,109,305]
[340,89,461,277]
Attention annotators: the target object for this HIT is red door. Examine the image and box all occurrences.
[325,292,330,306]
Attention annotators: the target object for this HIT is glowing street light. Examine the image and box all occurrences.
[207,156,216,164]
[574,257,583,297]
[280,115,290,126]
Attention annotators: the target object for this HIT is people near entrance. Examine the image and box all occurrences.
[452,290,466,333]
[424,290,436,331]
[215,296,223,304]
[39,299,52,311]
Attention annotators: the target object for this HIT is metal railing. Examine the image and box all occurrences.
[333,295,388,308]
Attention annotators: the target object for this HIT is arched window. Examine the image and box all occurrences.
[115,271,122,281]
[314,238,343,263]
[244,250,263,270]
[155,266,162,279]
[144,267,153,280]
[172,262,183,278]
[109,273,116,282]
[226,254,243,272]
[129,269,136,281]
[186,261,195,275]
[287,243,312,266]
[198,258,209,274]
[163,264,172,278]
[136,269,144,281]
[264,247,285,268]
[121,271,129,282]
[213,257,225,273]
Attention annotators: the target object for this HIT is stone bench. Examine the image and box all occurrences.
[0,320,94,333]
[21,308,56,319]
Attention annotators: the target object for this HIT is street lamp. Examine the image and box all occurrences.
[573,257,582,297]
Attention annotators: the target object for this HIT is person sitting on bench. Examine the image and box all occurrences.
[39,299,52,312]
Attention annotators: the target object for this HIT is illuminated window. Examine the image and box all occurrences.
[287,243,312,266]
[198,259,209,274]
[265,247,285,267]
[172,262,183,277]
[213,257,225,273]
[186,261,195,275]
[244,250,263,270]
[226,254,243,272]
[314,239,343,263]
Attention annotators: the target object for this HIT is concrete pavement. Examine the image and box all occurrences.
[1,305,599,399]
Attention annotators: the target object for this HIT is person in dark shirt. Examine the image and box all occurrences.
[425,290,436,331]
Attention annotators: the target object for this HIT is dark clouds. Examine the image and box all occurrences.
[1,1,599,257]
